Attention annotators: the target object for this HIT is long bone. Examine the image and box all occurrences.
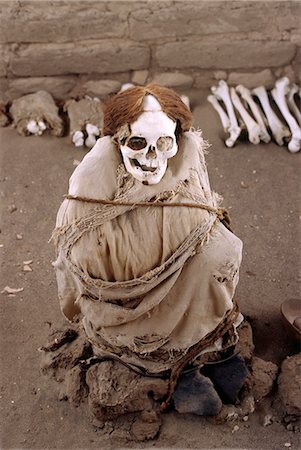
[230,87,262,144]
[252,86,291,147]
[207,94,231,131]
[271,77,301,153]
[211,80,241,147]
[287,83,301,127]
[235,85,271,143]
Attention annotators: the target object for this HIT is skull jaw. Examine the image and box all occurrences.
[123,157,168,185]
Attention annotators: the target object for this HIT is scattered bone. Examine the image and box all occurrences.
[262,414,273,427]
[271,77,301,153]
[9,90,64,137]
[120,83,135,92]
[207,94,231,132]
[16,234,23,240]
[1,286,24,294]
[235,85,271,143]
[252,86,291,146]
[23,260,33,265]
[23,265,33,272]
[230,87,261,144]
[72,130,84,147]
[64,97,103,148]
[287,84,301,127]
[211,80,241,147]
[85,123,100,149]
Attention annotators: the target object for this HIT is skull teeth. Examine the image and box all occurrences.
[132,159,157,172]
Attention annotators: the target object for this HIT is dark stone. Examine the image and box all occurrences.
[202,354,249,404]
[172,370,222,416]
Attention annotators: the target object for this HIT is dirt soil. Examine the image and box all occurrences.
[0,93,300,449]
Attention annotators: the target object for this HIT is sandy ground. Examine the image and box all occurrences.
[0,94,300,449]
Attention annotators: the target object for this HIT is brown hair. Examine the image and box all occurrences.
[102,84,193,138]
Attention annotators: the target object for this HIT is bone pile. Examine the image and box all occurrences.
[208,77,301,153]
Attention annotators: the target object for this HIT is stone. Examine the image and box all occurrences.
[282,66,297,83]
[0,45,9,77]
[86,360,168,422]
[129,2,283,41]
[202,354,249,404]
[235,320,255,361]
[82,80,122,97]
[193,70,216,88]
[8,77,77,100]
[150,72,193,89]
[155,38,296,70]
[0,1,130,43]
[251,357,278,402]
[65,365,88,407]
[228,69,275,89]
[131,410,161,441]
[214,71,228,81]
[172,370,222,416]
[10,41,150,77]
[278,354,301,417]
[0,78,9,102]
[132,70,149,86]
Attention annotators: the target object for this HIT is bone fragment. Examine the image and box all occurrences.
[72,130,84,147]
[27,119,40,135]
[211,80,241,147]
[180,94,191,110]
[252,86,291,147]
[230,88,262,144]
[120,83,135,92]
[85,123,100,148]
[235,85,271,143]
[287,83,301,127]
[271,77,301,152]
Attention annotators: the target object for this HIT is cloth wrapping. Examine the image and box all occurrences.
[53,130,243,374]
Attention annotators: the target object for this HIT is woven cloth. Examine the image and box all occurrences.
[52,130,243,374]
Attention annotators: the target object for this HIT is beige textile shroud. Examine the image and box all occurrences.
[52,130,243,374]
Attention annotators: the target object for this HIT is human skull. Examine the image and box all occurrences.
[119,95,178,185]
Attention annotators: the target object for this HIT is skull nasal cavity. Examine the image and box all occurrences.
[146,145,156,159]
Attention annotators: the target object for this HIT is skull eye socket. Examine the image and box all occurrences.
[156,136,174,151]
[127,136,147,151]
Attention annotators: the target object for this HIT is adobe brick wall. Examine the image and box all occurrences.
[0,0,300,101]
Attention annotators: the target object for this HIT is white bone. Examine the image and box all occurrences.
[180,94,190,110]
[85,134,97,148]
[211,80,241,147]
[86,123,99,136]
[38,120,47,131]
[85,123,100,148]
[235,85,271,143]
[287,83,301,127]
[272,77,301,153]
[207,94,231,132]
[230,87,261,144]
[252,86,291,146]
[72,130,84,147]
[27,119,40,135]
[120,83,135,92]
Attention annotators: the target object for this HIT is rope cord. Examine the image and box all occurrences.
[64,194,232,230]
